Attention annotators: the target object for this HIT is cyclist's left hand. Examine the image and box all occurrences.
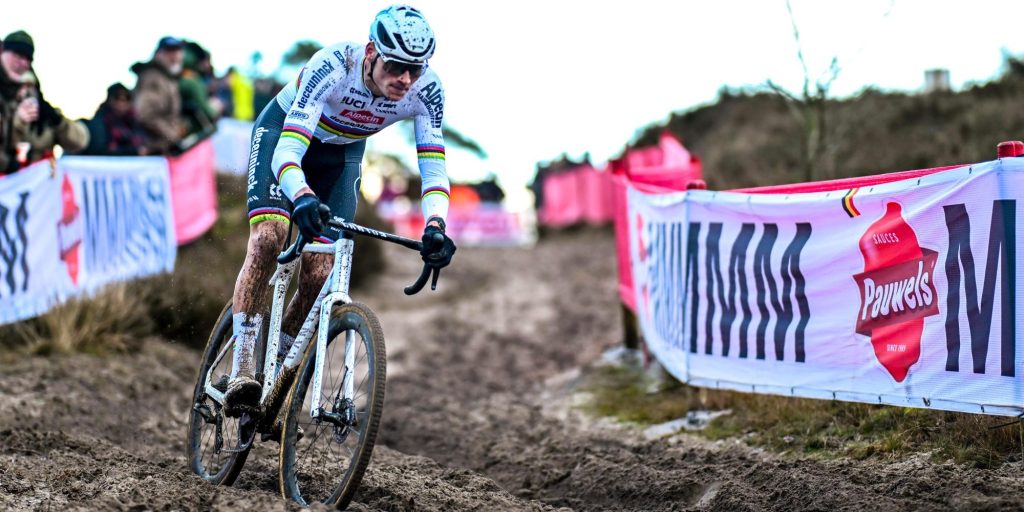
[420,222,456,269]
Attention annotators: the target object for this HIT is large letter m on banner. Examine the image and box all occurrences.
[943,200,1016,376]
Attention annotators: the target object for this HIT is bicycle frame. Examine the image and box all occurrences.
[203,238,357,420]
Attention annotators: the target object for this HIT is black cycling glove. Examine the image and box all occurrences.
[420,222,456,270]
[292,194,324,241]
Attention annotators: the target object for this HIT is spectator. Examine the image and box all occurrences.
[83,83,147,156]
[131,36,185,155]
[179,41,219,138]
[227,67,255,121]
[1,30,36,174]
[252,77,283,115]
[1,31,88,174]
[208,68,235,120]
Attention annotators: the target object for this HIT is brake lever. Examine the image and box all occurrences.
[430,267,441,291]
[277,234,308,264]
[403,264,432,295]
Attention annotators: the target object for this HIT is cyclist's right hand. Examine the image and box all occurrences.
[292,194,324,241]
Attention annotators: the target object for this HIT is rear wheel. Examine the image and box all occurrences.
[278,302,386,508]
[186,301,254,485]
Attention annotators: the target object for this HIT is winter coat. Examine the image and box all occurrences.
[83,103,146,156]
[0,66,21,174]
[131,60,183,154]
[0,69,88,175]
[10,102,89,164]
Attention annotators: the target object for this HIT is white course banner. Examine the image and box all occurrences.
[0,162,70,324]
[60,156,177,292]
[629,158,1024,416]
[1,157,177,325]
[212,118,254,175]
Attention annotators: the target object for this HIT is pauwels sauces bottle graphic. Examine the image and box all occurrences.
[57,173,83,285]
[852,202,939,382]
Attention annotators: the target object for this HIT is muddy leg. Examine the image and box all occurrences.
[277,251,333,361]
[225,220,288,414]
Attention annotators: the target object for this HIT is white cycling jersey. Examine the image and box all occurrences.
[272,42,449,222]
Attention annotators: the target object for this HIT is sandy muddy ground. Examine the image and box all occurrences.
[3,228,1024,511]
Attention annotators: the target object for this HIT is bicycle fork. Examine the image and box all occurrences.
[305,239,357,424]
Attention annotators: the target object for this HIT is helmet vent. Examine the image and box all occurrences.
[375,22,397,49]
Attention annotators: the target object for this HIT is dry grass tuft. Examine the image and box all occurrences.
[2,283,154,355]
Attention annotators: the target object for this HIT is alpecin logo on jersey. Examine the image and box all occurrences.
[852,202,938,382]
[416,81,444,128]
[57,173,83,285]
[341,109,384,125]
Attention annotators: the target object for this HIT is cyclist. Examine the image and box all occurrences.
[224,4,456,415]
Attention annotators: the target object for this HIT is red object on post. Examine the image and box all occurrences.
[996,140,1024,158]
[686,179,707,190]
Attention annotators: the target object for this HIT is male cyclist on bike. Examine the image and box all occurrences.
[224,4,456,415]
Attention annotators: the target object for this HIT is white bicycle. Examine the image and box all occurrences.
[186,208,441,508]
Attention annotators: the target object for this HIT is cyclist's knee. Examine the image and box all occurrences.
[248,220,288,259]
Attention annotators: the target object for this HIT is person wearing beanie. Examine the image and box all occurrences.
[179,40,220,139]
[1,29,34,103]
[0,30,89,174]
[2,31,34,62]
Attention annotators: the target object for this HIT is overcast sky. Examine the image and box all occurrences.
[6,1,1024,192]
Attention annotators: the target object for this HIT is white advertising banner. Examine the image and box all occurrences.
[0,162,71,324]
[629,158,1024,416]
[212,118,254,175]
[60,156,177,292]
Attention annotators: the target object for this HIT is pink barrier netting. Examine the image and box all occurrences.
[535,132,704,310]
[611,133,703,311]
[167,139,219,245]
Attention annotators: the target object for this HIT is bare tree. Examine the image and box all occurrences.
[768,0,895,182]
[766,0,841,183]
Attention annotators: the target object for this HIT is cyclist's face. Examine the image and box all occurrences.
[366,45,421,101]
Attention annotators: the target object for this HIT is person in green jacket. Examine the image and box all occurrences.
[178,41,220,143]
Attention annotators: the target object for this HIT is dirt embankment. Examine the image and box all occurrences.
[4,229,1024,511]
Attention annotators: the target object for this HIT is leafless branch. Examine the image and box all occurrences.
[785,0,811,98]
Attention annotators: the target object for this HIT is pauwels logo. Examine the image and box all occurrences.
[57,173,83,285]
[341,109,384,125]
[852,202,938,382]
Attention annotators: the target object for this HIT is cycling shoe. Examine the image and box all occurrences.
[224,376,262,418]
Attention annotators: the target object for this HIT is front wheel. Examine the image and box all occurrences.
[278,302,387,508]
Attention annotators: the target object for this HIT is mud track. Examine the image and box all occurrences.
[3,229,1024,511]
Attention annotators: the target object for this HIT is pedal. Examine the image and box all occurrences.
[224,402,261,418]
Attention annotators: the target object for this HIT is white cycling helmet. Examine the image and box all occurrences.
[370,5,435,65]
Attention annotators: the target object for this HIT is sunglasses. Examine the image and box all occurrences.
[379,56,425,79]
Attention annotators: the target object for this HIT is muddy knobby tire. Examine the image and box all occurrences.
[279,302,387,509]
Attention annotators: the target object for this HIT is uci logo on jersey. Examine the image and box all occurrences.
[342,96,367,109]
